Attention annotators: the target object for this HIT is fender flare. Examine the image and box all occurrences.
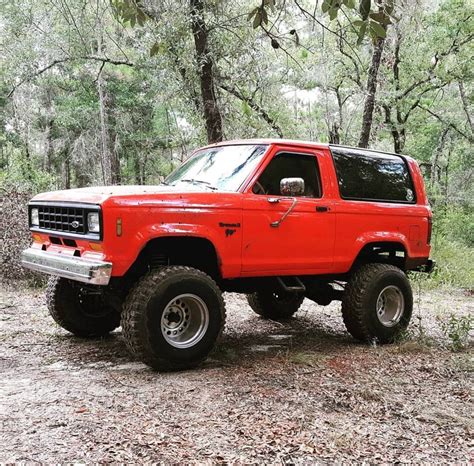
[125,222,223,275]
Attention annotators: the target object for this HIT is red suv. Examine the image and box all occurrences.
[22,140,434,370]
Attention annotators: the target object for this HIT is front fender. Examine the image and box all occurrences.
[103,209,242,278]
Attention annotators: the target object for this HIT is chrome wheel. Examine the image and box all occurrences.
[161,294,209,348]
[376,285,404,327]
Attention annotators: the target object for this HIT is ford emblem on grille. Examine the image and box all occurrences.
[71,220,80,229]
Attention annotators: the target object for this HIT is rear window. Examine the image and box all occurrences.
[331,147,416,203]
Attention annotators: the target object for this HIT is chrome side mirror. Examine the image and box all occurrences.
[280,177,305,197]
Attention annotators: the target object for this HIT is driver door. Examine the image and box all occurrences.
[241,148,335,275]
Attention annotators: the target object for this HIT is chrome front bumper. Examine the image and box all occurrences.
[21,248,112,285]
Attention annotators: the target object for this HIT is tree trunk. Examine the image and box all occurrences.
[42,87,54,172]
[97,73,112,185]
[329,123,340,144]
[329,86,343,144]
[458,81,473,133]
[190,0,223,143]
[64,150,71,190]
[359,36,385,148]
[97,71,121,185]
[97,32,120,185]
[430,128,449,189]
[44,118,54,172]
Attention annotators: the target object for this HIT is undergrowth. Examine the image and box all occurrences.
[409,238,473,291]
[437,313,473,352]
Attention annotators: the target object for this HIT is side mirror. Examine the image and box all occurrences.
[280,177,305,197]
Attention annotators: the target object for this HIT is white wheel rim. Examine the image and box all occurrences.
[161,293,209,348]
[376,285,405,327]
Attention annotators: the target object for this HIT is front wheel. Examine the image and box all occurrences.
[46,277,121,337]
[342,263,413,343]
[121,266,226,371]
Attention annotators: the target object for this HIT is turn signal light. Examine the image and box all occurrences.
[116,218,122,237]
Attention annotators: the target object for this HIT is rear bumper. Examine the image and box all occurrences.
[21,248,112,285]
[413,259,435,274]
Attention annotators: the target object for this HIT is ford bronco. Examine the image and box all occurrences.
[22,140,434,370]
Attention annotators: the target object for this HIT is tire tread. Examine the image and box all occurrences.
[342,263,411,343]
[121,266,226,371]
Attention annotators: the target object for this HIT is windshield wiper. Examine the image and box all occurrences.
[179,179,218,191]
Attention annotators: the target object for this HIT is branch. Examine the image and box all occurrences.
[7,56,134,97]
[458,81,474,133]
[398,33,473,100]
[293,0,362,66]
[337,31,362,89]
[219,83,283,137]
[260,25,303,71]
[418,104,473,143]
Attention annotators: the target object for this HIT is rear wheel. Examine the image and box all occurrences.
[121,266,226,371]
[247,291,304,319]
[46,276,121,337]
[342,263,413,343]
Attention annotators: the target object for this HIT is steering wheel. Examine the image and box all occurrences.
[253,181,266,195]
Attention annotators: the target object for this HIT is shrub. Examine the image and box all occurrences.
[0,183,44,284]
[438,313,473,352]
[422,238,474,289]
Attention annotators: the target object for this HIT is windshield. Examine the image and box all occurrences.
[165,144,268,192]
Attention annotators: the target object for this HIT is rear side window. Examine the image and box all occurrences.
[331,147,416,203]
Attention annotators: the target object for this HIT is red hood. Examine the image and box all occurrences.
[32,185,193,204]
[31,185,241,208]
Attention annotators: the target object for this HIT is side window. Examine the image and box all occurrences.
[253,152,322,198]
[331,148,416,203]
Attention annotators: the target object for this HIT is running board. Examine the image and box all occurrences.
[277,276,306,293]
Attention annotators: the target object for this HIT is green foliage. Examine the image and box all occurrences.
[407,204,473,291]
[434,205,474,247]
[110,0,148,27]
[0,151,57,194]
[437,313,473,351]
[1,0,473,290]
[419,237,474,290]
[250,0,392,44]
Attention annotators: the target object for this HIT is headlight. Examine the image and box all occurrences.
[87,212,100,233]
[31,208,39,227]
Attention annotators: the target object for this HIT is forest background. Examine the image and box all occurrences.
[1,0,472,289]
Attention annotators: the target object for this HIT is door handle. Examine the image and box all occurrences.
[270,198,298,227]
[316,206,330,212]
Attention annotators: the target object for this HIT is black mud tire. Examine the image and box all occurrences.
[121,266,226,371]
[342,263,413,344]
[247,291,304,319]
[46,276,121,337]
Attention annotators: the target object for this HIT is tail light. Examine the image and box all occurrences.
[427,215,433,244]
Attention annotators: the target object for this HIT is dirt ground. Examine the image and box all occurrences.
[1,281,472,463]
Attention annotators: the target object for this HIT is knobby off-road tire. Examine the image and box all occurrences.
[121,266,226,371]
[247,291,304,319]
[46,276,121,337]
[342,263,413,344]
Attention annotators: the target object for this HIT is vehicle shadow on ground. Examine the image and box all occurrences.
[210,314,355,365]
[52,313,356,372]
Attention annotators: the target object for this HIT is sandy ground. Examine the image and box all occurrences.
[1,282,473,463]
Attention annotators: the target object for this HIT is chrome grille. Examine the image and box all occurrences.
[37,205,86,234]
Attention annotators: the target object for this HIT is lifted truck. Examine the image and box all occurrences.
[22,140,434,370]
